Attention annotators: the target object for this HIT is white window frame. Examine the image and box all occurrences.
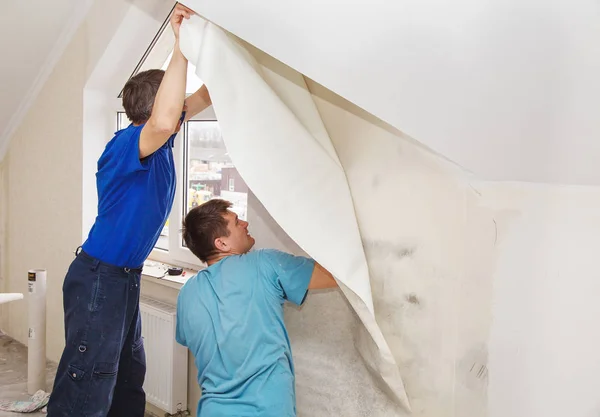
[165,107,218,267]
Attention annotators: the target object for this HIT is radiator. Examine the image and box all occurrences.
[139,295,188,414]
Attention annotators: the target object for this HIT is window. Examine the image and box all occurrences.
[115,9,248,267]
[185,121,248,221]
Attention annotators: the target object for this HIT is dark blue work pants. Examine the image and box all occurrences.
[47,249,146,417]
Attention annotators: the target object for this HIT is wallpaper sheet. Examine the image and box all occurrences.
[180,16,497,416]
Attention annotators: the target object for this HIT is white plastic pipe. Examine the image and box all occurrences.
[27,269,46,394]
[0,293,23,304]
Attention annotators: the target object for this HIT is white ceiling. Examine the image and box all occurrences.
[183,0,600,186]
[0,0,90,159]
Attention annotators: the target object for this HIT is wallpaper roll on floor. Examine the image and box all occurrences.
[27,269,46,394]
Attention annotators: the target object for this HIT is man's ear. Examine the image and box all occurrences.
[214,237,228,252]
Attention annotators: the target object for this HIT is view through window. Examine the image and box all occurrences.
[185,121,248,221]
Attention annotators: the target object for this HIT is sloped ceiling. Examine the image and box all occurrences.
[0,0,92,160]
[181,0,600,186]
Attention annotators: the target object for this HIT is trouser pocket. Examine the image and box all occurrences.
[88,362,119,411]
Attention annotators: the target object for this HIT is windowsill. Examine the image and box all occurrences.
[141,259,202,290]
[141,274,186,289]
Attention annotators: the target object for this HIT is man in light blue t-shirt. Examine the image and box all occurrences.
[177,199,338,417]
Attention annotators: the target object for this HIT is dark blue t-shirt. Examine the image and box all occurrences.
[82,123,176,268]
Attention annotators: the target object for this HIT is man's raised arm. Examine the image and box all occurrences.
[184,84,212,122]
[139,4,194,158]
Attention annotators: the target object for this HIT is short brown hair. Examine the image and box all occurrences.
[182,199,232,263]
[122,69,165,125]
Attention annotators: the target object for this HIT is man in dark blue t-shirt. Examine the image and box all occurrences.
[47,4,210,416]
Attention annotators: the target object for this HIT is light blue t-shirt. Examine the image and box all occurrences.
[176,249,315,417]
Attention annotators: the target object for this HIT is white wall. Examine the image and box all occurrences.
[482,183,600,417]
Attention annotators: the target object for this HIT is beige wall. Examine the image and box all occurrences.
[0,161,8,330]
[4,23,87,358]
